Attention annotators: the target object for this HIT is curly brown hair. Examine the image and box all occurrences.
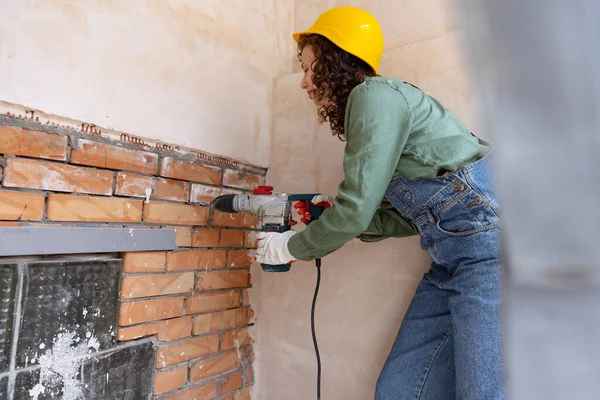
[297,34,377,140]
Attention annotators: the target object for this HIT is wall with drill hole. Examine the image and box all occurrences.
[255,1,488,399]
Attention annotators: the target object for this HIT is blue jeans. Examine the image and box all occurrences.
[375,151,504,400]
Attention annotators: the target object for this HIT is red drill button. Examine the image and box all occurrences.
[254,185,274,195]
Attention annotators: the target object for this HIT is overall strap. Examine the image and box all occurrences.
[470,132,491,157]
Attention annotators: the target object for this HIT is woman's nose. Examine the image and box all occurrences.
[300,75,308,89]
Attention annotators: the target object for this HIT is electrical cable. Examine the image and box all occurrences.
[311,257,322,400]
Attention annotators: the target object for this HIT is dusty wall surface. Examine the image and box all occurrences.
[0,0,295,167]
[255,1,484,399]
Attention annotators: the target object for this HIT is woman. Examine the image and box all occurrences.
[256,6,503,400]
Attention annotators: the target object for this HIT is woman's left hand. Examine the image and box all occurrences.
[256,231,297,265]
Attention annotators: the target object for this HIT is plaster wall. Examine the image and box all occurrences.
[0,0,296,167]
[255,1,485,399]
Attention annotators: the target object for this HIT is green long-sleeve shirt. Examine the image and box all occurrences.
[287,76,486,261]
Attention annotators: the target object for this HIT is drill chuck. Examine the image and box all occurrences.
[211,194,238,213]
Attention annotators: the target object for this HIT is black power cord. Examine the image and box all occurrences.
[311,257,322,400]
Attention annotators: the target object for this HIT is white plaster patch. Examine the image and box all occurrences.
[29,331,101,400]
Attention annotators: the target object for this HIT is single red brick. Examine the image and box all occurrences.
[190,350,242,382]
[154,178,190,202]
[118,322,160,342]
[0,126,68,160]
[160,156,222,185]
[46,194,142,223]
[153,364,188,395]
[155,335,219,368]
[186,291,242,314]
[114,172,154,198]
[0,190,45,221]
[143,202,208,225]
[192,308,247,335]
[219,230,246,248]
[119,296,183,326]
[3,157,113,195]
[166,250,226,271]
[191,228,221,248]
[122,252,166,273]
[220,370,243,394]
[120,272,194,299]
[196,270,249,290]
[227,250,252,268]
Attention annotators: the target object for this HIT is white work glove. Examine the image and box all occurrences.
[293,195,334,225]
[256,231,297,265]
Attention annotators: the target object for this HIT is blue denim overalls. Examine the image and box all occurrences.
[375,147,504,400]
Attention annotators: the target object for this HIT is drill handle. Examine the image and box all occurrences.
[288,194,327,223]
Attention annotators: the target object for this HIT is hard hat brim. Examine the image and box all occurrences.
[292,29,312,43]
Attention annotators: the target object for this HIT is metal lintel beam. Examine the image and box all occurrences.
[0,227,177,256]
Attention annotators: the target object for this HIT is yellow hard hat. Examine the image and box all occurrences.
[292,6,384,74]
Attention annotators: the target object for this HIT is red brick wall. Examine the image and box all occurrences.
[0,121,261,400]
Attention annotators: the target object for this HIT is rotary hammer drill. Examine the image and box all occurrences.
[210,186,327,272]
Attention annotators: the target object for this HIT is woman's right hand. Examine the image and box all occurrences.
[294,195,334,225]
[311,194,334,209]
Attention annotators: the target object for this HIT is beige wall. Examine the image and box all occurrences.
[255,1,482,399]
[0,0,295,167]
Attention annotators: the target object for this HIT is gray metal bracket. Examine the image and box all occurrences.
[0,227,177,256]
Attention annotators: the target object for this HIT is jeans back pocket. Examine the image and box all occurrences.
[431,181,500,237]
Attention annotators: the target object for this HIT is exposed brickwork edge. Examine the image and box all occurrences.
[0,106,267,176]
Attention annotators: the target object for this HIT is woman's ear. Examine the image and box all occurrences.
[340,52,359,73]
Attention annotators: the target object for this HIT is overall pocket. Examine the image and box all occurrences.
[431,181,500,237]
